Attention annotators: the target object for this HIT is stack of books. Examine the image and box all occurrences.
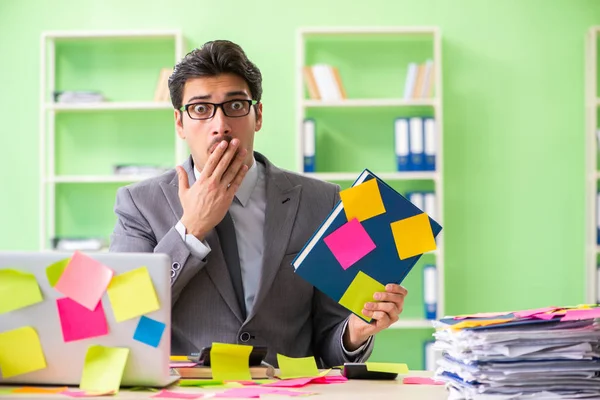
[433,306,600,399]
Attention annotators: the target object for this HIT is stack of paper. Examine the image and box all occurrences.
[432,306,600,400]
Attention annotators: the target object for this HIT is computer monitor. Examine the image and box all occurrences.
[0,251,178,387]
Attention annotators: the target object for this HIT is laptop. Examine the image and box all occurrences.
[0,251,179,387]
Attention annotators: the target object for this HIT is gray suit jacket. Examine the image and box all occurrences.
[109,152,374,367]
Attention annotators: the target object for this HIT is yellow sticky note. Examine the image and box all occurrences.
[0,269,43,314]
[390,213,437,260]
[210,343,252,381]
[365,362,409,374]
[0,326,47,378]
[340,179,386,222]
[450,319,514,330]
[80,345,129,393]
[107,266,159,322]
[46,258,70,287]
[339,271,385,322]
[277,354,320,379]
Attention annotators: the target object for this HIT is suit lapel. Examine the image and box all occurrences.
[248,153,302,321]
[160,156,245,323]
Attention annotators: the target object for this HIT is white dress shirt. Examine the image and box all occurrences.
[175,157,371,355]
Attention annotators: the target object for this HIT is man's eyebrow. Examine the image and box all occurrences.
[185,91,251,104]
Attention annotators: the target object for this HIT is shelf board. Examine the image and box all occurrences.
[300,26,439,36]
[43,30,181,40]
[303,98,436,108]
[46,102,173,112]
[303,172,438,181]
[389,319,435,329]
[49,175,160,183]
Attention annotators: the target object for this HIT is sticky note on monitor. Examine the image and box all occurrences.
[0,326,47,378]
[340,178,386,222]
[324,218,376,270]
[210,343,252,381]
[57,297,109,342]
[80,345,129,393]
[0,269,43,314]
[133,316,166,348]
[107,266,160,322]
[54,251,114,311]
[276,354,319,379]
[46,257,70,287]
[390,213,436,260]
[338,271,385,322]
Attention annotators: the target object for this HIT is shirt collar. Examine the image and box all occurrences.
[193,156,258,207]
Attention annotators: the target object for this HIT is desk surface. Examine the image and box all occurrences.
[0,371,448,399]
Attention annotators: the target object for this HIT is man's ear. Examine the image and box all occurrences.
[175,109,185,139]
[254,102,263,132]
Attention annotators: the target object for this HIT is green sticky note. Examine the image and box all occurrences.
[0,269,43,314]
[210,343,252,381]
[365,362,409,374]
[107,266,160,322]
[338,271,385,322]
[0,326,47,378]
[178,379,224,387]
[277,354,319,379]
[46,258,70,287]
[80,345,129,393]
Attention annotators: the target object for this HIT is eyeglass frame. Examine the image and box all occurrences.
[179,99,259,120]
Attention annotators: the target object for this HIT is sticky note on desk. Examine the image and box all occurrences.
[365,362,409,374]
[276,354,319,379]
[0,269,43,314]
[107,266,159,322]
[0,326,47,378]
[55,251,114,311]
[80,345,129,393]
[340,178,386,222]
[210,343,252,381]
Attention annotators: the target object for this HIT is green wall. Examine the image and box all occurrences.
[1,0,599,369]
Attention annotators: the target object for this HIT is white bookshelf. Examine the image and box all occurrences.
[296,27,445,333]
[39,30,186,250]
[585,27,600,304]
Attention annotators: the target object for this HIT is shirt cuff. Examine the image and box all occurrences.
[175,220,212,260]
[340,319,373,357]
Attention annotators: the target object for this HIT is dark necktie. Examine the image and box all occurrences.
[215,211,246,319]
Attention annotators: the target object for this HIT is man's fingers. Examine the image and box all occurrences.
[177,166,190,195]
[366,301,399,316]
[385,284,408,296]
[222,148,247,184]
[201,139,229,179]
[212,139,240,182]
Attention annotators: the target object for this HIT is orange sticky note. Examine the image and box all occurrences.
[338,271,385,322]
[390,213,437,260]
[11,386,68,394]
[107,266,160,322]
[340,179,386,222]
[54,251,114,311]
[0,326,47,378]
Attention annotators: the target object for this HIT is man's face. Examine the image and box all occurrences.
[175,73,262,170]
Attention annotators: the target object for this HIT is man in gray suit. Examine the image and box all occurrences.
[110,40,408,367]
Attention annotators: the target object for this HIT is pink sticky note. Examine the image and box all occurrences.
[561,308,600,321]
[216,387,311,398]
[54,251,114,310]
[169,362,198,368]
[151,390,204,399]
[312,375,348,384]
[531,312,558,320]
[263,377,315,387]
[57,297,108,342]
[60,390,115,397]
[403,376,445,385]
[324,218,376,270]
[513,307,558,319]
[454,312,512,320]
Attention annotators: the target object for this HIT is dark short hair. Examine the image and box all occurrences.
[168,40,263,110]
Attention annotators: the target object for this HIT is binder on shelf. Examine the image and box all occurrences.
[303,119,316,173]
[403,63,418,100]
[311,64,342,101]
[394,118,410,171]
[409,117,424,171]
[423,117,436,171]
[420,60,434,99]
[407,192,424,212]
[424,340,436,371]
[424,192,436,222]
[423,264,437,320]
[303,66,321,100]
[292,169,442,322]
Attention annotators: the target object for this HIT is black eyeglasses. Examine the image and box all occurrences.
[179,99,258,120]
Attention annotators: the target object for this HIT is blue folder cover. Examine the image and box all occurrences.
[292,169,442,320]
